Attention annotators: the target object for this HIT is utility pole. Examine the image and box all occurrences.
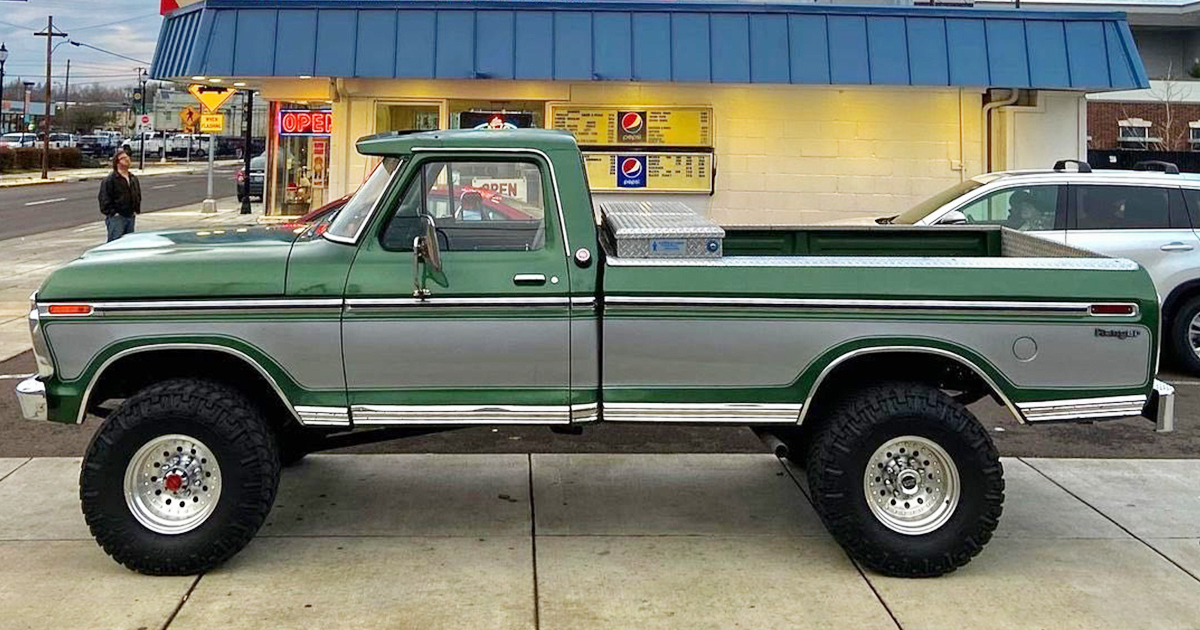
[62,59,69,133]
[34,16,67,180]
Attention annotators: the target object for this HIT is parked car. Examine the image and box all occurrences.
[0,132,38,148]
[236,152,265,201]
[861,160,1200,373]
[78,134,116,157]
[279,194,351,236]
[128,131,167,156]
[167,134,211,157]
[18,131,1172,579]
[47,133,77,149]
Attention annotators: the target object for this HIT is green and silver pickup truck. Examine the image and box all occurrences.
[17,129,1173,578]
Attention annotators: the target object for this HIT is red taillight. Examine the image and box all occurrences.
[1090,304,1136,316]
[236,169,246,183]
[47,304,93,316]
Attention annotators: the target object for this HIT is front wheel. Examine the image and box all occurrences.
[80,379,280,575]
[806,382,1004,577]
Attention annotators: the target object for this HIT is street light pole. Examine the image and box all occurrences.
[0,43,8,134]
[22,81,33,133]
[137,67,147,171]
[241,90,253,214]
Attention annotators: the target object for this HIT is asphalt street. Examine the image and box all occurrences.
[0,169,237,241]
[0,350,1194,458]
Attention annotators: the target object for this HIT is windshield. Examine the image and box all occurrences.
[324,157,402,242]
[892,179,986,225]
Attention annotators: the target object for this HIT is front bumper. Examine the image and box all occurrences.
[15,377,47,422]
[1143,379,1175,433]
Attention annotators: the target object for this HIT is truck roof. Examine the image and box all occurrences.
[355,128,579,156]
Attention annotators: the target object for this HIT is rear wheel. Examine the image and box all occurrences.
[806,382,1004,577]
[1169,296,1200,375]
[80,378,280,575]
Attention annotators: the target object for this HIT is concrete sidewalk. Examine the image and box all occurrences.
[0,454,1196,629]
[0,196,262,362]
[0,160,243,188]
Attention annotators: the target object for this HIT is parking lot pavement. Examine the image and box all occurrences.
[1,454,1198,630]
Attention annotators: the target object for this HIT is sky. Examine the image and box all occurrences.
[0,0,162,89]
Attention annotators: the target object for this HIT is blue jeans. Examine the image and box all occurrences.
[105,215,136,242]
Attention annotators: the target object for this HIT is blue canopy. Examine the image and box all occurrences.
[152,0,1148,90]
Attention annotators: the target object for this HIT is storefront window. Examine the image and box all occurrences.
[447,100,545,129]
[268,102,332,216]
[376,103,440,133]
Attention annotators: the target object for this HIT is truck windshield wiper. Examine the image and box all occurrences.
[875,215,898,224]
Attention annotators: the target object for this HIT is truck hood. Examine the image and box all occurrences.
[37,226,299,301]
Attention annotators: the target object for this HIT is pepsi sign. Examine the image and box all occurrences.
[617,111,647,143]
[617,155,647,188]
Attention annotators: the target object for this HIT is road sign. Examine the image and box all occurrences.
[137,114,153,133]
[187,84,237,112]
[200,113,224,134]
[181,106,199,134]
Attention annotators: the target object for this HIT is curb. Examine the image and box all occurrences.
[0,160,244,188]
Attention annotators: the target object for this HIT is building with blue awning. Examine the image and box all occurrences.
[151,0,1149,219]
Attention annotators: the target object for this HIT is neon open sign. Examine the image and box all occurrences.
[278,110,332,136]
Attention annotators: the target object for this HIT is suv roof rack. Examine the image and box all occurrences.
[1133,160,1180,175]
[1052,159,1092,173]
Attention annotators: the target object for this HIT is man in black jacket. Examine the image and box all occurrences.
[98,151,141,242]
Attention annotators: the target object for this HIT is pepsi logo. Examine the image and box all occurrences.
[621,157,643,178]
[620,112,644,135]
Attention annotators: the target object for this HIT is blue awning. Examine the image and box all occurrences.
[151,0,1149,90]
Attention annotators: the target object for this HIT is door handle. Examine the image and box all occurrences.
[513,273,547,286]
[1161,242,1195,252]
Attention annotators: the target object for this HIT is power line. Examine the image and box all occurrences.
[70,14,160,32]
[68,40,148,65]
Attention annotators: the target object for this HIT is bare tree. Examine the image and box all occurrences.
[1152,63,1190,151]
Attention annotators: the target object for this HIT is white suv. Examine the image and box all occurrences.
[876,160,1200,373]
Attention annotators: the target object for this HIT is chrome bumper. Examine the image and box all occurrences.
[15,377,47,422]
[1143,380,1175,433]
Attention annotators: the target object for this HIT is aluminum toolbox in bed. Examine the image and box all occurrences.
[600,201,725,258]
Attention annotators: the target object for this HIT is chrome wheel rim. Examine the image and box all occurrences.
[1189,312,1200,360]
[123,434,222,535]
[863,436,959,535]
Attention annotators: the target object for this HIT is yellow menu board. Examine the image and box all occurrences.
[583,152,713,193]
[551,106,713,147]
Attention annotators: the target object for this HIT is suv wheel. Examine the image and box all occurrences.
[806,382,1004,577]
[80,378,280,575]
[1170,296,1200,375]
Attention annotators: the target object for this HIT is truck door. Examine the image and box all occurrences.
[341,152,573,425]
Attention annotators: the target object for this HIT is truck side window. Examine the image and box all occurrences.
[1075,185,1170,230]
[381,159,547,252]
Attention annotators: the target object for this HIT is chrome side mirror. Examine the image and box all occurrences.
[937,210,968,225]
[412,215,442,298]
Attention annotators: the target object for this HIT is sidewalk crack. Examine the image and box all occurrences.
[160,573,203,630]
[774,456,904,629]
[1019,457,1200,584]
[527,454,542,630]
[0,458,32,485]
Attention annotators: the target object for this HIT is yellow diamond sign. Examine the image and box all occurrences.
[187,84,237,113]
[200,113,224,134]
